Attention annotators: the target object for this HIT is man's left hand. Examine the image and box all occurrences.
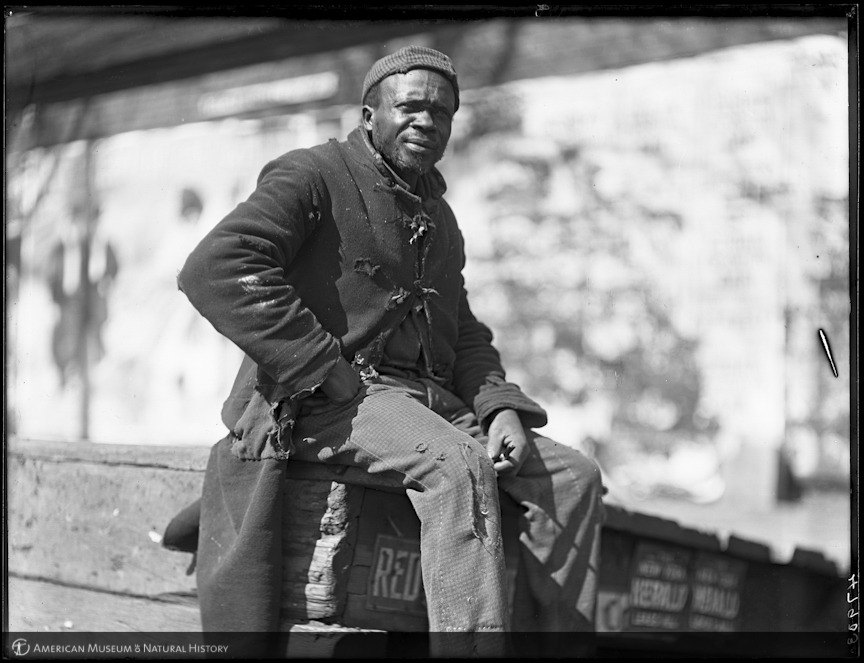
[486,409,529,477]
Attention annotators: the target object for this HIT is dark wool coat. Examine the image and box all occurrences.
[173,127,547,632]
[178,127,547,453]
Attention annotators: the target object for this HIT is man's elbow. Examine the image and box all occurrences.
[175,244,214,303]
[175,255,198,295]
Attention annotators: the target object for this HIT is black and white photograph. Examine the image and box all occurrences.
[5,4,857,659]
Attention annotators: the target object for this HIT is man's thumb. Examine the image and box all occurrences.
[486,429,502,459]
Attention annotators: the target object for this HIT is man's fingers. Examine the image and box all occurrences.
[493,454,525,476]
[486,433,504,461]
[492,438,528,476]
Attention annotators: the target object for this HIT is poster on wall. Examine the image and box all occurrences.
[688,552,746,632]
[9,117,325,445]
[627,542,692,631]
[625,541,747,633]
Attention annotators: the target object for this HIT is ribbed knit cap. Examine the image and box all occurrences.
[362,45,459,111]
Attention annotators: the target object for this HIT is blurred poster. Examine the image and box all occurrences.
[9,118,327,445]
[627,543,691,631]
[688,553,746,632]
[623,542,747,633]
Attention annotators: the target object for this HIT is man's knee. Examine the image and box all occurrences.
[571,450,605,494]
[411,433,501,544]
[396,428,495,498]
[434,434,497,489]
[535,436,605,498]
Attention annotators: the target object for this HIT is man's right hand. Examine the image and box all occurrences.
[319,356,361,403]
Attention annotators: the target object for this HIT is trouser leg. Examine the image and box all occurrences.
[290,380,510,651]
[498,434,605,633]
[444,400,605,635]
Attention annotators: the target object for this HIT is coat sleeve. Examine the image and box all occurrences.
[177,151,342,401]
[450,242,548,432]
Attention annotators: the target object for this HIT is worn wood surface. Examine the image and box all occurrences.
[8,575,379,660]
[280,479,363,622]
[8,576,201,632]
[10,437,845,642]
[8,453,203,596]
[8,438,211,471]
[8,437,405,492]
[7,438,394,633]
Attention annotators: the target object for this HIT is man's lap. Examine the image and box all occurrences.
[289,374,600,498]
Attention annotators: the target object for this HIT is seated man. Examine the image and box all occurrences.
[175,45,605,656]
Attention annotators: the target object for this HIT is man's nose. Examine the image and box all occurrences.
[412,110,435,131]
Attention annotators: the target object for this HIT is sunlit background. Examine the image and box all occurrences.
[6,11,853,573]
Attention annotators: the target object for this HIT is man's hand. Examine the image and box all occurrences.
[486,409,529,477]
[319,356,361,403]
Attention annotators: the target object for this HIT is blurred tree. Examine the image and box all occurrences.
[451,120,718,475]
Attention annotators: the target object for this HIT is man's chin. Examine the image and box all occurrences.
[395,154,439,177]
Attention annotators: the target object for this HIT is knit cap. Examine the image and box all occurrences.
[361,45,460,110]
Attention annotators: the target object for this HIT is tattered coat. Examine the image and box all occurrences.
[174,126,549,633]
[179,126,546,450]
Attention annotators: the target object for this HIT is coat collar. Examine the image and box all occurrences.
[346,126,448,203]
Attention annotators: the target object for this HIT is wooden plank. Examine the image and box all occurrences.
[281,582,342,621]
[8,576,382,659]
[282,621,388,659]
[342,592,427,632]
[8,438,210,472]
[603,505,722,552]
[7,438,408,498]
[354,490,419,549]
[725,535,773,562]
[283,546,350,584]
[8,455,203,596]
[9,438,848,640]
[346,564,371,596]
[7,576,201,632]
[7,438,404,490]
[353,543,376,569]
[281,478,364,622]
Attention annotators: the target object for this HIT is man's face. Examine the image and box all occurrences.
[363,69,456,184]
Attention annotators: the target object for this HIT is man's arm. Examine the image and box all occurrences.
[451,286,548,431]
[451,290,547,476]
[177,152,343,402]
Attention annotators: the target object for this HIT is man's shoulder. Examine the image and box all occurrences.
[259,137,351,184]
[269,137,345,167]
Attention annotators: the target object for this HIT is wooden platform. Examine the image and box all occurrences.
[7,437,849,657]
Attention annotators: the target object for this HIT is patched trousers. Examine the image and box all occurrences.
[289,375,605,652]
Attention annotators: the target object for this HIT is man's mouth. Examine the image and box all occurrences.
[404,139,437,153]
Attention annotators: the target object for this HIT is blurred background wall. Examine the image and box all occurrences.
[5,9,853,572]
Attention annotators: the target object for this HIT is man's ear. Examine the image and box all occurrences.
[362,105,374,131]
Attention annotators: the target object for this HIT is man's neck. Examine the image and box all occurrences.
[360,128,418,192]
[383,160,418,193]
